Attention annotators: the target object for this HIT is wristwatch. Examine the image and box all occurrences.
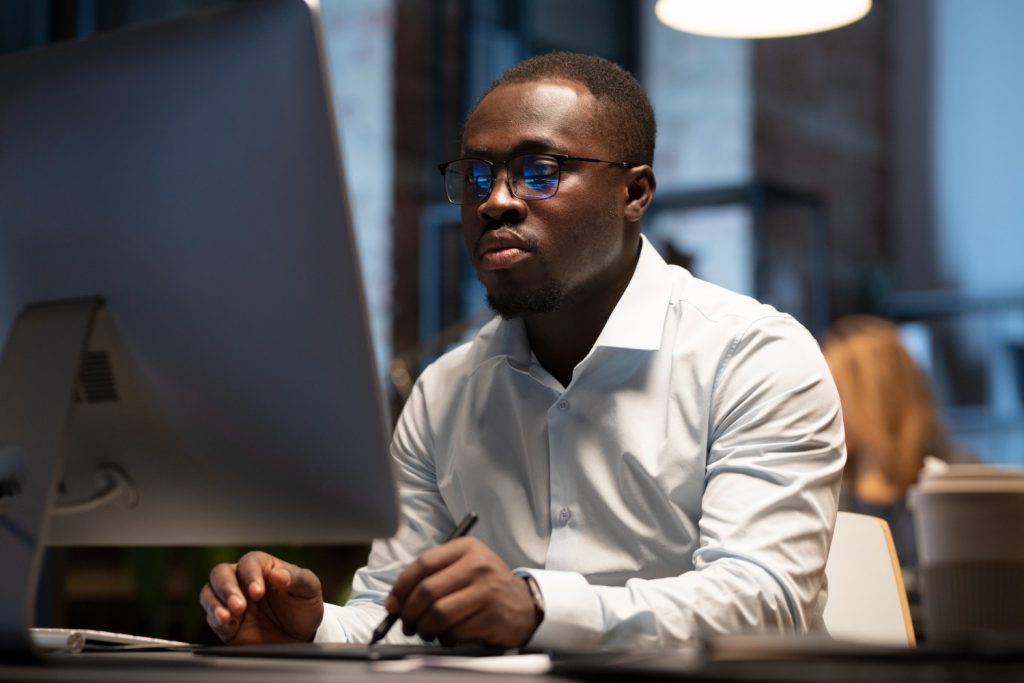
[521,574,545,626]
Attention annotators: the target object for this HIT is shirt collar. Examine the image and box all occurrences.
[592,233,673,351]
[471,234,674,370]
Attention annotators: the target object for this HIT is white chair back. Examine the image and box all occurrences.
[823,511,916,646]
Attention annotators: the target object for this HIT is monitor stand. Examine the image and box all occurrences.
[0,300,99,660]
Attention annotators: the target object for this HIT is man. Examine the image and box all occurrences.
[200,52,845,651]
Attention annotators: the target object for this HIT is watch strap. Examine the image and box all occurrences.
[521,574,545,625]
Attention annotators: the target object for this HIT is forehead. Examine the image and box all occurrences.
[462,79,602,156]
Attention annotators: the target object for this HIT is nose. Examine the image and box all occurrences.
[476,166,527,225]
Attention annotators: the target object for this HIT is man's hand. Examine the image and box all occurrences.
[386,537,540,648]
[199,551,324,644]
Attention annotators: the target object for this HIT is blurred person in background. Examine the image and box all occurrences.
[822,315,962,572]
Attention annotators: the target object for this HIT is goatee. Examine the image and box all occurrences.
[485,283,564,319]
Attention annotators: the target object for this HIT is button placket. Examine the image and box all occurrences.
[546,389,579,569]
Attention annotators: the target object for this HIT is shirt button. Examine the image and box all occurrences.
[558,507,572,524]
[556,399,570,411]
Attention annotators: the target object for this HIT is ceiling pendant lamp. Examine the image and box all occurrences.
[654,0,873,39]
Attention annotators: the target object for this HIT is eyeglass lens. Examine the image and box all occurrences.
[443,155,562,204]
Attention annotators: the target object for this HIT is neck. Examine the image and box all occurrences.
[523,238,641,387]
[851,449,903,505]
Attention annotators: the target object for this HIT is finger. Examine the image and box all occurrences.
[400,558,475,634]
[262,559,321,599]
[413,585,485,643]
[205,607,237,642]
[208,563,248,615]
[443,607,494,646]
[235,551,280,601]
[200,583,239,641]
[388,539,471,611]
[272,564,322,601]
[441,581,536,649]
[199,582,230,624]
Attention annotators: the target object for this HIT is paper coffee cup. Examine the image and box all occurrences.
[909,465,1024,644]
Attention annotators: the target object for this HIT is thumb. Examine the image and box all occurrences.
[267,564,322,601]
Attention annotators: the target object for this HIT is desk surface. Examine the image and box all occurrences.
[2,647,1024,683]
[3,651,532,683]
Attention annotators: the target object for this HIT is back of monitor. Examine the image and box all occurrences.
[0,0,398,658]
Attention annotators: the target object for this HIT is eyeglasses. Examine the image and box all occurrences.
[437,153,633,205]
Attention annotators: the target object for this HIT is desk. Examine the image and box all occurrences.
[1,647,1023,683]
[3,652,538,683]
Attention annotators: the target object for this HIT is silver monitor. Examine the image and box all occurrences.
[0,0,397,656]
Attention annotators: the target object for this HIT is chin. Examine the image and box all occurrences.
[485,284,564,319]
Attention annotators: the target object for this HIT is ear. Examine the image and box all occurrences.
[623,165,656,223]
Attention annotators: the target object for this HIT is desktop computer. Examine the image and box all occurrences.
[0,0,397,658]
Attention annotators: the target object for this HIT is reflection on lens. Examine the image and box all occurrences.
[512,154,561,199]
[440,154,566,203]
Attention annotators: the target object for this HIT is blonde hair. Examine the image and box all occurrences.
[823,316,948,495]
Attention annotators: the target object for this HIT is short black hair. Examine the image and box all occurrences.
[470,51,656,166]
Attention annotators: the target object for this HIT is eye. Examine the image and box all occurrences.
[471,175,493,191]
[467,164,492,190]
[521,156,560,178]
[519,156,560,190]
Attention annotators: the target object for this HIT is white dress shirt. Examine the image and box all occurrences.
[316,235,846,649]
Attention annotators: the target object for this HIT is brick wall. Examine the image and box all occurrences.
[752,4,890,315]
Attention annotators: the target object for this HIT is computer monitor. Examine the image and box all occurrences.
[0,0,397,655]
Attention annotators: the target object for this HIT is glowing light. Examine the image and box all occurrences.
[654,0,872,39]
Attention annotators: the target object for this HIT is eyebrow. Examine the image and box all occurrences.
[462,137,567,159]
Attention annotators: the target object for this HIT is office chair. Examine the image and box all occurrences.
[823,511,916,646]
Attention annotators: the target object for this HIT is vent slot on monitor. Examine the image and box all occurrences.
[76,350,119,403]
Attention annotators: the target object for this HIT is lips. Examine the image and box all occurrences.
[476,229,533,271]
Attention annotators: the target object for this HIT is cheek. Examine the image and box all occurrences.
[549,178,616,231]
[560,192,624,257]
[461,206,479,250]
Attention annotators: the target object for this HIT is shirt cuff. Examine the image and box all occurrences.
[513,568,603,650]
[314,602,351,643]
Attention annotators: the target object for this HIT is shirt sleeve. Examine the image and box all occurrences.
[516,315,846,650]
[314,368,455,645]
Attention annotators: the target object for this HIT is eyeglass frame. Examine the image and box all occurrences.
[436,153,637,205]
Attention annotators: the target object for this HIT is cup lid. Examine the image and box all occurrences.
[913,462,1024,494]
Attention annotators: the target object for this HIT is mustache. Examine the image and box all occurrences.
[482,222,537,245]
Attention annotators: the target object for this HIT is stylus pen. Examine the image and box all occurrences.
[368,511,479,647]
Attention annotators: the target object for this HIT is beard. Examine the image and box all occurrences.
[485,281,565,319]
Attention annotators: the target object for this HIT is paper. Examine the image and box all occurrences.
[29,627,192,653]
[371,653,552,675]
